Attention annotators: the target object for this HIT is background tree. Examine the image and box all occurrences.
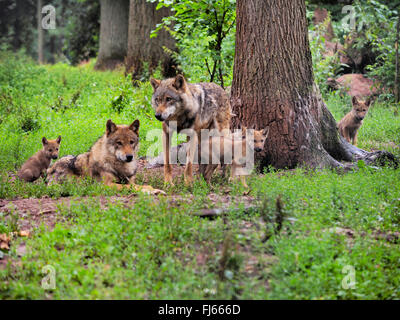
[37,0,44,64]
[231,0,396,170]
[125,0,176,81]
[62,0,100,65]
[0,0,36,55]
[95,0,129,70]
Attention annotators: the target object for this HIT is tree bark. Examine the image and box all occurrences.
[395,13,400,103]
[231,0,397,170]
[37,0,44,64]
[95,0,129,71]
[125,0,176,80]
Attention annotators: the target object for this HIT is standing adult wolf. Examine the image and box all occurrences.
[150,74,231,185]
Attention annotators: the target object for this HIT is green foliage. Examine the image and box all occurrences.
[150,0,236,86]
[0,0,36,57]
[0,0,100,65]
[1,167,400,299]
[308,15,346,93]
[0,52,156,171]
[348,0,399,97]
[62,0,100,65]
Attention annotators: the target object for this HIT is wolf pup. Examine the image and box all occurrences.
[337,96,372,145]
[150,74,231,185]
[47,119,164,195]
[200,127,269,188]
[17,136,61,182]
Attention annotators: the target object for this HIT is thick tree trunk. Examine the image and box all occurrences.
[95,0,129,71]
[125,0,176,80]
[13,0,23,51]
[231,0,397,170]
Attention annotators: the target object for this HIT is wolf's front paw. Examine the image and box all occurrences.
[184,177,193,187]
[140,185,166,196]
[164,174,174,186]
[152,188,166,196]
[164,175,175,187]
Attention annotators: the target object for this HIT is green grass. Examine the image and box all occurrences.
[0,53,400,299]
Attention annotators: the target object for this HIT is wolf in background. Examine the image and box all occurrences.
[337,96,372,145]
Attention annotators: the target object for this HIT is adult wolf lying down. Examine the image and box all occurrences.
[47,119,165,195]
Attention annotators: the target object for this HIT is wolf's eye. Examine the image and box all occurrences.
[49,149,53,152]
[117,141,122,146]
[166,97,173,102]
[130,140,134,145]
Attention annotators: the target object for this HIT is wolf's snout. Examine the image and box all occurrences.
[155,113,164,121]
[126,155,134,162]
[52,155,58,159]
[255,147,263,152]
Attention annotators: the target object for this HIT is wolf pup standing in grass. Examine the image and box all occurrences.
[47,119,165,195]
[337,96,372,145]
[200,127,270,188]
[17,136,61,182]
[150,74,231,185]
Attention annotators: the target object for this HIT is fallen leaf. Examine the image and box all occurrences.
[19,230,30,237]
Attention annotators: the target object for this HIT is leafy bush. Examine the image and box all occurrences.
[342,0,398,98]
[308,13,345,93]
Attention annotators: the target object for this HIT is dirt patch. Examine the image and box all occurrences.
[0,162,259,270]
[0,196,133,232]
[0,193,256,233]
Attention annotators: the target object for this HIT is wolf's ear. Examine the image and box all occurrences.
[365,96,374,107]
[106,119,117,136]
[173,74,186,91]
[352,96,359,106]
[42,137,48,145]
[150,78,161,91]
[129,119,140,135]
[262,126,270,138]
[56,135,62,144]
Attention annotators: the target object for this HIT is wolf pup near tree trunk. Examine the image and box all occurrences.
[47,119,165,195]
[200,127,269,188]
[150,74,231,185]
[337,96,372,146]
[18,136,62,182]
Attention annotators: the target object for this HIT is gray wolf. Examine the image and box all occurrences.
[337,96,372,145]
[18,136,61,182]
[47,119,164,195]
[200,127,269,188]
[150,74,231,185]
